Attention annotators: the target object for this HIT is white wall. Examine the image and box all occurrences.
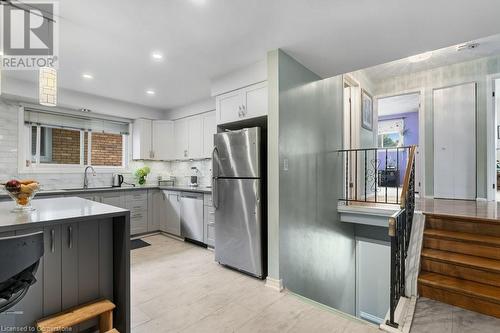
[164,98,215,120]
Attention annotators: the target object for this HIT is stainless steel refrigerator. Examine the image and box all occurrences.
[212,127,263,278]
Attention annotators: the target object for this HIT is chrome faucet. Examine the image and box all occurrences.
[83,166,96,189]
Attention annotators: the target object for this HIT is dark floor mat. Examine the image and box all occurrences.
[131,239,151,250]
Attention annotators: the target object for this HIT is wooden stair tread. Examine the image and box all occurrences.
[418,272,500,304]
[424,229,500,247]
[424,213,500,225]
[37,299,115,331]
[421,248,500,273]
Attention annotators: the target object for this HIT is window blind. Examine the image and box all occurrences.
[24,109,130,135]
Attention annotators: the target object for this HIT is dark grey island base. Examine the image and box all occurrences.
[0,197,130,333]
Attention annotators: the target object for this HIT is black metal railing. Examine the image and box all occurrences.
[386,146,416,328]
[337,146,415,205]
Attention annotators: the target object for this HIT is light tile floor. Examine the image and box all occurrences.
[410,297,500,333]
[131,234,380,333]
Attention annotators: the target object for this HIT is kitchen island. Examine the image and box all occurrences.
[0,197,130,333]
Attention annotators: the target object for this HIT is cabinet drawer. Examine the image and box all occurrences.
[127,200,148,213]
[126,191,148,202]
[131,212,148,235]
[204,194,213,207]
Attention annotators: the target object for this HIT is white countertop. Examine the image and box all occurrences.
[0,197,128,231]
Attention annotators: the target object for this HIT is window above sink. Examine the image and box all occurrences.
[19,107,131,173]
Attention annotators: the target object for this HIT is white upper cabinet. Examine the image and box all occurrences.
[188,116,203,159]
[216,81,268,125]
[133,119,174,160]
[152,120,174,160]
[132,119,153,160]
[202,112,216,158]
[174,118,189,160]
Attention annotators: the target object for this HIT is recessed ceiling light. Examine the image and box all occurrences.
[191,0,207,5]
[408,51,433,63]
[82,73,93,79]
[151,52,163,61]
[146,90,155,96]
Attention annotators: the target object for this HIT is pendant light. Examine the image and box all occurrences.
[39,67,57,106]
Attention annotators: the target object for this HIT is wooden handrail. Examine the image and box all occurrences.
[399,145,417,208]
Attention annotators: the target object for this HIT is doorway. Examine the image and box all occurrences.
[376,93,422,198]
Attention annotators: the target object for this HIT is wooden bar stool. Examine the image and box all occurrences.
[36,299,118,333]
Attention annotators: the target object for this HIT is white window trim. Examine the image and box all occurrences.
[18,107,131,174]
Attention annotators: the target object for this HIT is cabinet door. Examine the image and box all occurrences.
[243,81,268,119]
[217,90,244,124]
[188,116,203,159]
[174,119,189,159]
[61,223,78,310]
[150,190,163,232]
[202,112,216,158]
[164,191,181,236]
[43,225,62,316]
[152,120,174,160]
[204,205,215,247]
[132,118,153,160]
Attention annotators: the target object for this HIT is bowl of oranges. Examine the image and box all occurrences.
[3,179,40,211]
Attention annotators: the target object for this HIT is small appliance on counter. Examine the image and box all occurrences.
[158,178,175,187]
[190,167,199,187]
[112,174,124,187]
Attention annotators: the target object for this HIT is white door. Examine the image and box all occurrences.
[433,83,476,200]
[174,119,189,159]
[202,112,216,158]
[188,116,203,159]
[244,81,268,119]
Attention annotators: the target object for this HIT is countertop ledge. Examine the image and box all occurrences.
[0,185,212,199]
[0,197,129,232]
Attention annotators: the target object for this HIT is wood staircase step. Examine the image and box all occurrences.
[425,214,500,237]
[421,248,500,274]
[424,229,500,260]
[418,272,500,318]
[421,257,500,287]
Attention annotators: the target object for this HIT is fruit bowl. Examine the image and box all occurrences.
[3,179,40,212]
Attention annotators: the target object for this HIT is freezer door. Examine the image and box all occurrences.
[214,127,260,178]
[215,178,262,277]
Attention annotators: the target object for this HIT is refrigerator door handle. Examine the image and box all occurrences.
[212,146,219,209]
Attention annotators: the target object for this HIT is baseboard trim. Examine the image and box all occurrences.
[265,277,283,292]
[476,197,488,202]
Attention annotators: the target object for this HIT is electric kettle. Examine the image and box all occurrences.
[112,174,124,187]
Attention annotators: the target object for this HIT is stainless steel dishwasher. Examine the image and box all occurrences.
[180,192,204,242]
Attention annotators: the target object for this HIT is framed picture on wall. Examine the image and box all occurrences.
[361,89,373,131]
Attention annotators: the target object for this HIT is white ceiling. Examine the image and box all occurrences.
[362,34,500,82]
[378,94,419,116]
[4,0,500,110]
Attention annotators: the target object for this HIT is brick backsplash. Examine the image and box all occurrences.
[0,98,212,190]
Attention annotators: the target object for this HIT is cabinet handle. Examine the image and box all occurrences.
[50,229,55,253]
[68,226,73,249]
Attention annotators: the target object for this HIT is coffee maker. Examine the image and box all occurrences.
[189,167,199,187]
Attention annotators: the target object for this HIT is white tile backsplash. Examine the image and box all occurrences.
[0,98,212,190]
